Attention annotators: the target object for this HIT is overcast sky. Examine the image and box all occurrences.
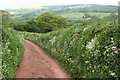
[0,0,120,10]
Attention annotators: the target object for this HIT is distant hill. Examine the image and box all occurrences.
[5,4,118,22]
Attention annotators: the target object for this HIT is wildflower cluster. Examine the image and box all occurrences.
[70,33,79,47]
[2,25,25,78]
[104,37,120,65]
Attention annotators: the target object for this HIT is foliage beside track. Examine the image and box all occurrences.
[21,20,120,78]
[1,10,25,78]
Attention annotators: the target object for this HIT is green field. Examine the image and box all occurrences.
[68,5,92,9]
[60,13,85,19]
[87,13,111,18]
[59,12,112,22]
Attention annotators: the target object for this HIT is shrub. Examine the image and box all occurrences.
[35,12,68,33]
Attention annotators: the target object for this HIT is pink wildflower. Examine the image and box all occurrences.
[73,38,75,41]
[107,50,110,52]
[76,36,78,40]
[110,44,113,46]
[111,38,113,41]
[115,49,118,51]
[94,65,96,68]
[108,37,109,39]
[114,43,116,45]
[112,57,113,60]
[75,33,78,36]
[72,44,75,46]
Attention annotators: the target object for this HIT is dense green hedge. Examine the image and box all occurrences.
[22,19,120,78]
[2,24,25,78]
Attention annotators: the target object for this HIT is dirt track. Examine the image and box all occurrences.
[16,40,69,78]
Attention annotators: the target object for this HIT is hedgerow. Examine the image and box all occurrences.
[21,20,120,78]
[2,24,25,78]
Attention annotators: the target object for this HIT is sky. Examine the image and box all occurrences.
[0,0,120,10]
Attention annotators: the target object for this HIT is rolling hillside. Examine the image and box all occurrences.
[5,4,118,22]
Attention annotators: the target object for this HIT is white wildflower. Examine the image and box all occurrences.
[86,36,97,50]
[85,61,89,63]
[109,71,115,76]
[110,72,115,76]
[105,46,108,48]
[112,46,116,49]
[94,50,100,54]
[49,36,56,45]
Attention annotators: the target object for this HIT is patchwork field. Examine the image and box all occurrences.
[9,12,18,14]
[68,5,92,9]
[87,13,111,18]
[60,13,85,19]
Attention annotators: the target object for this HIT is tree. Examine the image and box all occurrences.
[35,12,68,33]
[84,13,91,18]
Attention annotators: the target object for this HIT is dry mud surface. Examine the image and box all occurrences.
[16,40,69,78]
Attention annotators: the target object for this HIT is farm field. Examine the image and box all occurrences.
[14,7,48,9]
[9,12,18,14]
[59,12,112,21]
[67,5,92,9]
[87,13,111,18]
[60,13,85,19]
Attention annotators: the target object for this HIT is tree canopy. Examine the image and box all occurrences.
[35,12,68,33]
